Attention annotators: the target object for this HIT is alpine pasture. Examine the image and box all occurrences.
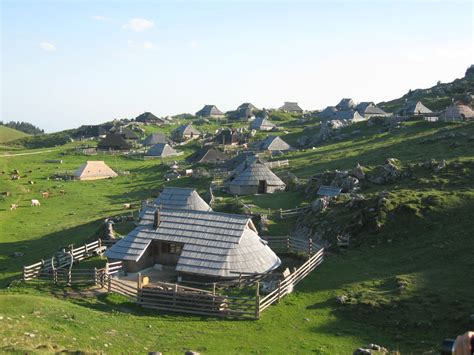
[0,116,473,353]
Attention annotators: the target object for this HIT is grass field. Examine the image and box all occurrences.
[0,126,30,144]
[0,118,473,353]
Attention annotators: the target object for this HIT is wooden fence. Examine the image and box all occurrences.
[259,248,324,313]
[264,159,289,169]
[23,240,105,281]
[278,206,310,219]
[262,235,320,255]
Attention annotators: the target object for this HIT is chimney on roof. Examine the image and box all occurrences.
[153,207,161,229]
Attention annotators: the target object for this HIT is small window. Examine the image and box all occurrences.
[162,243,182,255]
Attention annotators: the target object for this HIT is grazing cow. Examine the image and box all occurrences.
[41,192,50,198]
[123,203,131,209]
[28,180,35,185]
[11,175,20,180]
[13,169,20,175]
[31,199,41,206]
[10,204,18,211]
[1,191,11,197]
[59,190,66,195]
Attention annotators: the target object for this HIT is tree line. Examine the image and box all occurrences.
[0,121,44,135]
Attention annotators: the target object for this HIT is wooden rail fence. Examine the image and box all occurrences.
[264,159,289,169]
[278,206,310,219]
[262,235,320,255]
[23,240,105,281]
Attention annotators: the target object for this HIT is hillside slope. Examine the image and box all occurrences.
[379,65,474,112]
[0,125,29,143]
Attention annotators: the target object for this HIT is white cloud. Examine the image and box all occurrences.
[189,41,199,48]
[91,15,110,21]
[39,42,56,52]
[143,41,156,50]
[122,18,154,32]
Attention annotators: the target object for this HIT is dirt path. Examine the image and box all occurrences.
[0,148,60,157]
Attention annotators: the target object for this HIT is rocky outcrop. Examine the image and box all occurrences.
[368,158,403,184]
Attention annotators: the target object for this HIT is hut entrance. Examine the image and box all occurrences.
[258,180,267,194]
[151,241,183,267]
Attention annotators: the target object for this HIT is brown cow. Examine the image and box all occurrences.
[41,191,50,198]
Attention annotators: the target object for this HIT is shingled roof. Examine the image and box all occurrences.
[250,116,276,131]
[214,129,240,145]
[97,133,132,150]
[279,102,303,113]
[195,105,225,117]
[135,112,166,125]
[153,187,212,211]
[355,102,388,117]
[336,98,356,111]
[333,110,365,121]
[172,124,201,139]
[254,135,292,152]
[228,160,286,189]
[141,133,173,146]
[74,161,118,180]
[145,143,180,157]
[441,102,474,121]
[106,207,281,278]
[399,101,433,115]
[188,146,227,164]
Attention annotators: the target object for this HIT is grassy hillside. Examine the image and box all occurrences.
[0,125,29,143]
[0,118,473,353]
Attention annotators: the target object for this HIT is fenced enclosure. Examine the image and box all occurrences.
[277,206,310,219]
[21,236,325,320]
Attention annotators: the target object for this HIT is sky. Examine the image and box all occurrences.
[1,0,473,132]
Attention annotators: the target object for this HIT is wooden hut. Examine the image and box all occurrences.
[335,98,356,111]
[74,161,118,180]
[355,102,389,118]
[214,129,241,145]
[250,116,276,131]
[441,102,474,121]
[195,105,225,118]
[226,160,286,195]
[172,124,201,142]
[278,102,303,113]
[188,147,227,164]
[135,112,166,125]
[106,191,280,278]
[97,133,132,151]
[253,135,292,152]
[141,133,174,146]
[398,101,433,116]
[145,143,180,158]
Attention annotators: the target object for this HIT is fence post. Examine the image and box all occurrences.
[22,266,27,281]
[107,274,112,292]
[67,269,72,286]
[94,267,97,286]
[98,238,102,253]
[53,269,58,284]
[286,236,291,252]
[255,282,260,320]
[173,283,178,307]
[212,283,216,296]
[308,238,313,256]
[280,208,283,220]
[137,272,142,289]
[105,262,109,275]
[277,281,281,303]
[238,273,242,288]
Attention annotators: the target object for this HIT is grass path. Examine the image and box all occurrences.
[0,148,61,157]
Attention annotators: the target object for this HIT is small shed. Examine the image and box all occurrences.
[146,143,180,158]
[141,133,174,146]
[226,160,286,195]
[188,147,227,164]
[172,124,201,141]
[135,112,166,125]
[336,98,356,111]
[333,110,365,122]
[398,101,433,116]
[250,116,276,131]
[195,105,225,118]
[279,102,303,113]
[441,102,474,121]
[355,102,389,118]
[97,134,132,151]
[74,161,118,180]
[253,135,292,152]
[110,126,139,140]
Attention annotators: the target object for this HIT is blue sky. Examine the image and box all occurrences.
[1,0,473,132]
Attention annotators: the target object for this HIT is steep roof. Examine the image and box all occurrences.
[141,133,173,146]
[153,187,212,211]
[318,106,338,120]
[441,103,474,120]
[279,102,303,112]
[336,98,356,111]
[399,101,433,115]
[75,125,108,138]
[333,110,365,121]
[196,105,225,117]
[74,161,118,180]
[250,116,276,130]
[173,124,201,137]
[97,134,132,150]
[228,160,286,188]
[135,112,166,124]
[254,135,292,151]
[188,146,227,163]
[223,152,258,171]
[237,103,258,111]
[146,143,179,157]
[355,102,388,117]
[106,207,281,277]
